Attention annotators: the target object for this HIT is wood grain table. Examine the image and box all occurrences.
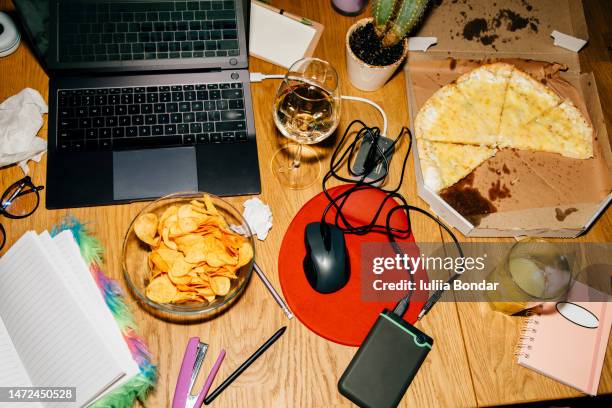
[0,1,610,406]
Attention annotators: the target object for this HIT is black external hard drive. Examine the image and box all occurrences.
[338,309,433,408]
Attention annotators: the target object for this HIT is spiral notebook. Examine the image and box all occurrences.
[516,281,611,395]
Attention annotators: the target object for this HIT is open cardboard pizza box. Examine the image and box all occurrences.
[404,0,612,237]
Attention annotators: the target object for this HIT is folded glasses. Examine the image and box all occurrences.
[0,176,44,250]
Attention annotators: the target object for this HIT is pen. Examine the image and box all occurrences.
[254,262,294,319]
[204,326,287,405]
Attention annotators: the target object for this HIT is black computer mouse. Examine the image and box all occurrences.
[303,222,349,294]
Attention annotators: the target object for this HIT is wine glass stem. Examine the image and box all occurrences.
[291,143,303,169]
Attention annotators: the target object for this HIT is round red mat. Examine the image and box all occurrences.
[279,185,427,346]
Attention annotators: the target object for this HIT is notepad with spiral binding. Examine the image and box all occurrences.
[515,281,611,395]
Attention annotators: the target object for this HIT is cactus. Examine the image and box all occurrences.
[371,0,430,48]
[372,0,398,38]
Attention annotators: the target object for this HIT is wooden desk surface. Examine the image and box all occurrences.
[0,1,610,406]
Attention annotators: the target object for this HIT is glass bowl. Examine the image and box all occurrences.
[122,192,254,319]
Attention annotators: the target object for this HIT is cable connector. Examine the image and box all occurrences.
[250,72,285,82]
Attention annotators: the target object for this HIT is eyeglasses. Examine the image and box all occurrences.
[0,176,45,251]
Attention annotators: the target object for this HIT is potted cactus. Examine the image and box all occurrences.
[346,0,430,91]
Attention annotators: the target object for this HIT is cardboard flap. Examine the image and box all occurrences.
[414,0,587,72]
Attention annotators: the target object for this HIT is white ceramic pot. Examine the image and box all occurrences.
[345,18,408,92]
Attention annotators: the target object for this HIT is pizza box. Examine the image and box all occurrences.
[404,0,612,237]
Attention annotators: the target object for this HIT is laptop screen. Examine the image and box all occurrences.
[13,0,248,73]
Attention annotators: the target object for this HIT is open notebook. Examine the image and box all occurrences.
[0,231,140,407]
[516,281,611,395]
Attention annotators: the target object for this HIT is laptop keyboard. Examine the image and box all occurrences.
[58,1,239,62]
[56,82,248,151]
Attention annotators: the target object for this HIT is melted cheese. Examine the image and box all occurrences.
[419,139,497,192]
[414,63,594,191]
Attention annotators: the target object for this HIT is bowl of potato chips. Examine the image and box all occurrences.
[122,192,255,317]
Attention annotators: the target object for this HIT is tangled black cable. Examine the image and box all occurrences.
[319,120,464,319]
[320,120,412,239]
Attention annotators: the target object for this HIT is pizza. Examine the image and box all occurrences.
[516,101,593,159]
[497,68,563,146]
[418,139,497,192]
[455,63,513,141]
[415,83,493,145]
[415,62,593,192]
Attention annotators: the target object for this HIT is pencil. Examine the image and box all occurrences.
[253,263,294,319]
[204,326,287,405]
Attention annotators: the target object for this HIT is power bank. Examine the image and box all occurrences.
[338,309,433,408]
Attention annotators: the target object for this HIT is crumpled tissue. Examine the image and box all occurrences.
[0,88,48,173]
[231,197,273,241]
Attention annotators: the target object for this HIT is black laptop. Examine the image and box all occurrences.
[13,0,261,209]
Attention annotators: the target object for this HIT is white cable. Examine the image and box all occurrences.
[249,73,389,136]
[340,95,388,137]
[249,72,285,82]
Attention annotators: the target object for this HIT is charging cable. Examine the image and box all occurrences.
[340,95,388,137]
[249,72,388,136]
[249,72,285,82]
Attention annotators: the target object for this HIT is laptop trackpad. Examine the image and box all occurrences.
[113,147,198,201]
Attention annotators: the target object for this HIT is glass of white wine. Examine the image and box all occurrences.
[272,58,341,189]
[486,238,574,315]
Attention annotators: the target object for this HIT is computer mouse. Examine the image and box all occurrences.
[303,222,349,294]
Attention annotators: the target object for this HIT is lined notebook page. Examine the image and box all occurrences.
[0,315,33,388]
[50,231,140,387]
[0,232,123,407]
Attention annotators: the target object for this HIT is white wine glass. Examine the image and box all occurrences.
[272,58,341,189]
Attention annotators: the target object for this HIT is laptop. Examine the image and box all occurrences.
[13,0,261,209]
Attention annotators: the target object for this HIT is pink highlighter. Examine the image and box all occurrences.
[172,337,226,408]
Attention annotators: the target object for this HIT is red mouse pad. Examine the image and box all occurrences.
[278,185,427,346]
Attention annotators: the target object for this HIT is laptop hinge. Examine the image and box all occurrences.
[54,66,225,78]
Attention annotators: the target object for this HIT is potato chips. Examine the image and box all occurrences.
[134,195,253,305]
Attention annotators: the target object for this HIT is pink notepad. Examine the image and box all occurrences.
[516,281,611,395]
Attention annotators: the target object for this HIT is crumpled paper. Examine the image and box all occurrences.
[0,88,48,174]
[231,197,273,241]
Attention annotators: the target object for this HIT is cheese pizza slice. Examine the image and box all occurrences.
[418,139,497,192]
[415,83,494,145]
[455,63,513,140]
[512,100,593,159]
[498,68,562,147]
